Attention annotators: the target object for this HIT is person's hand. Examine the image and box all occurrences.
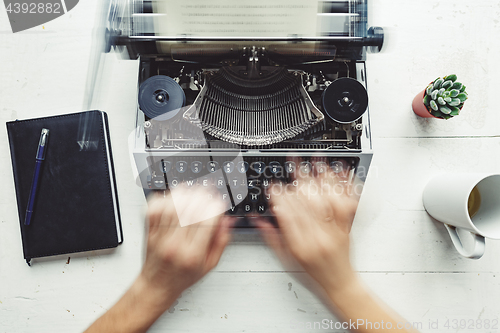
[84,187,233,333]
[256,160,360,294]
[138,187,233,311]
[255,163,420,333]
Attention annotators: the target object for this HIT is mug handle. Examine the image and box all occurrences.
[444,224,485,259]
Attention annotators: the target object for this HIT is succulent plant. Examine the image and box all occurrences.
[422,74,468,119]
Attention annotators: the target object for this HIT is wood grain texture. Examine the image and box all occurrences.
[367,0,500,138]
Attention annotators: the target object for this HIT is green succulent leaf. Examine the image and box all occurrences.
[449,98,461,106]
[450,89,459,97]
[426,85,434,95]
[457,93,468,102]
[440,105,452,114]
[449,106,460,115]
[444,97,452,103]
[452,82,463,90]
[434,78,444,90]
[443,91,451,98]
[430,100,438,111]
[460,84,466,92]
[442,80,453,89]
[444,74,457,82]
[423,94,431,106]
[430,110,442,118]
[431,90,438,100]
[439,87,445,95]
[437,97,446,105]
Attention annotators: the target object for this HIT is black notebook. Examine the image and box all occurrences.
[6,110,123,265]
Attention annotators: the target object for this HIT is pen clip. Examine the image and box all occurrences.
[36,128,49,160]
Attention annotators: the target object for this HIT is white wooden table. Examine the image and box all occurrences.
[1,1,499,332]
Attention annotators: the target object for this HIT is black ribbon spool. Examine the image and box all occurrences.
[138,75,186,121]
[322,78,368,123]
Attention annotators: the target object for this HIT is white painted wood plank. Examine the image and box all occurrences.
[1,272,498,333]
[367,0,500,138]
[0,0,97,121]
[351,137,500,271]
[362,273,500,333]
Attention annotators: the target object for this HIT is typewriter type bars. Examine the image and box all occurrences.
[185,67,324,146]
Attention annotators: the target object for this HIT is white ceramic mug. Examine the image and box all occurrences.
[423,174,500,259]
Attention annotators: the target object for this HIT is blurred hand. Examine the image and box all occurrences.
[86,168,414,333]
[257,161,360,294]
[84,187,233,333]
[139,187,233,309]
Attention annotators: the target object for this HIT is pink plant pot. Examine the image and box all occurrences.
[412,89,437,118]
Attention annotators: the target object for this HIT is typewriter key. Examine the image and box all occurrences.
[207,161,219,173]
[257,203,268,214]
[185,178,195,187]
[152,176,166,189]
[215,177,226,189]
[237,161,249,173]
[285,161,296,174]
[330,161,343,173]
[201,177,210,187]
[299,162,312,174]
[221,193,231,203]
[247,178,259,189]
[176,161,187,173]
[169,178,180,188]
[223,161,234,174]
[191,161,202,174]
[230,177,240,189]
[159,160,171,173]
[249,193,259,202]
[315,162,328,174]
[269,161,281,174]
[251,161,265,174]
[244,203,253,213]
[234,192,245,202]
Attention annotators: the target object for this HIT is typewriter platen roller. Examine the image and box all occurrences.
[103,0,383,225]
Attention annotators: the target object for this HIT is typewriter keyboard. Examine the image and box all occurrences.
[146,156,358,225]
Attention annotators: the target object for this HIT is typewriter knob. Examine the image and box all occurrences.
[322,78,368,124]
[367,26,384,54]
[138,75,186,121]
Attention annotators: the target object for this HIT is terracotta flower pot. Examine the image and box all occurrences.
[412,89,437,118]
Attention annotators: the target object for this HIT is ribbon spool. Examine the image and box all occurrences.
[322,78,368,123]
[138,75,186,121]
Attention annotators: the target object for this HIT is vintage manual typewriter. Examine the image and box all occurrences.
[100,0,383,225]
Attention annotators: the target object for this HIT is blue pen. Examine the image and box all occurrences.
[25,128,49,226]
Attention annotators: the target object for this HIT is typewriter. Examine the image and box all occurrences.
[102,0,383,225]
